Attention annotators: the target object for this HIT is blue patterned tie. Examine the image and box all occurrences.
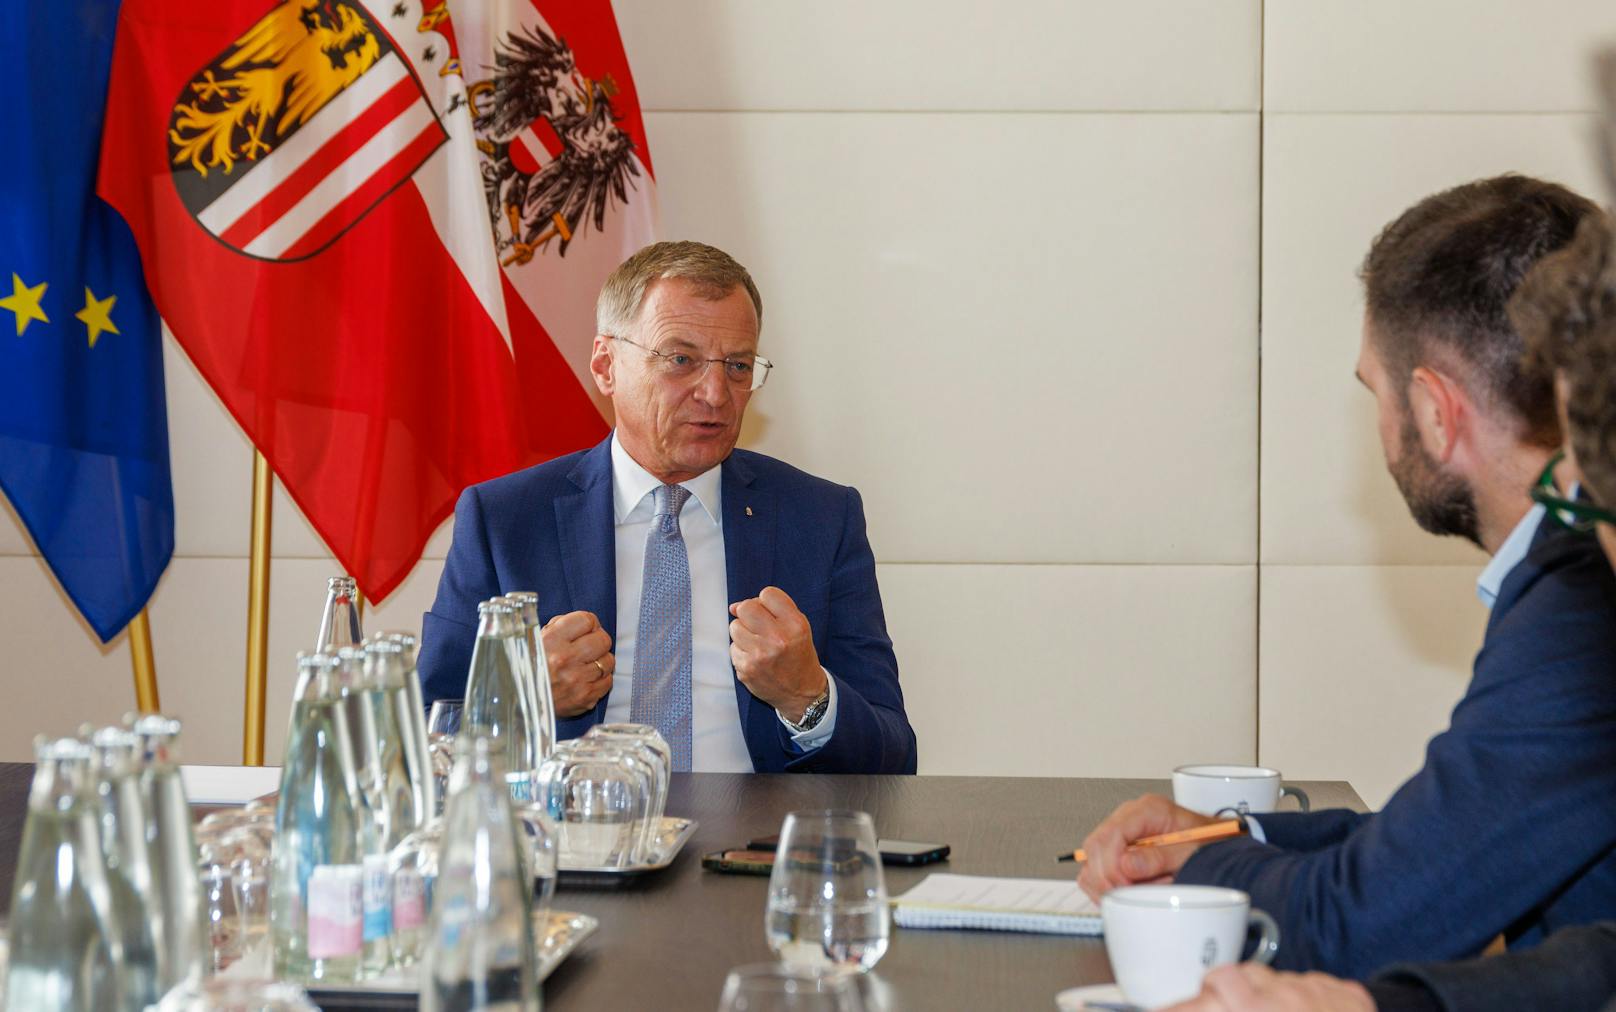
[630,484,694,771]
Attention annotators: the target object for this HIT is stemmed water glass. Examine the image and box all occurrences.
[764,810,890,974]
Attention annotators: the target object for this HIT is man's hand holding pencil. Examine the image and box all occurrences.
[1074,795,1234,900]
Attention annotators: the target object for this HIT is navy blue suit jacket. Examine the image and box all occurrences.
[1179,515,1616,979]
[417,436,917,774]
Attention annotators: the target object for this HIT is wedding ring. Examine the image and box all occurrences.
[592,658,607,679]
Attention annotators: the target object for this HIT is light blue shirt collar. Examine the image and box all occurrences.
[609,432,722,528]
[1476,503,1545,608]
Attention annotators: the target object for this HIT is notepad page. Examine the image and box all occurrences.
[891,873,1102,936]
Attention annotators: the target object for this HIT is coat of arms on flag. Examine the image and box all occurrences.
[455,0,660,415]
[468,20,642,266]
[166,0,449,261]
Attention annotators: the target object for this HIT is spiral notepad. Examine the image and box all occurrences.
[891,873,1103,936]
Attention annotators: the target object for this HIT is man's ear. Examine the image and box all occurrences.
[1407,365,1467,463]
[589,334,615,396]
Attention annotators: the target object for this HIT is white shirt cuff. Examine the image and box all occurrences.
[1244,815,1267,844]
[777,670,839,750]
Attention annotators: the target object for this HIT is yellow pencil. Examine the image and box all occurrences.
[1058,819,1246,863]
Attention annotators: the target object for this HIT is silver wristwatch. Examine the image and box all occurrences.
[785,686,831,733]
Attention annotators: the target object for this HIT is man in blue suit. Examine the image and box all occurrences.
[418,241,917,774]
[1077,175,1616,979]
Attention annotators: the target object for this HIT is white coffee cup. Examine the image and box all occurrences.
[1172,765,1310,817]
[1101,884,1280,1009]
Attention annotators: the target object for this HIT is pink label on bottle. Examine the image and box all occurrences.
[393,868,425,931]
[307,864,363,959]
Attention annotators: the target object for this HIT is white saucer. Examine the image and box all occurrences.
[1054,983,1135,1011]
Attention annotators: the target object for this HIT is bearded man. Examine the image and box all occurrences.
[1077,175,1616,980]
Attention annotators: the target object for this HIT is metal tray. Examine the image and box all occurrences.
[225,910,596,1006]
[557,815,698,885]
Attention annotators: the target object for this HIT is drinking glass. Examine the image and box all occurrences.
[560,737,661,861]
[152,978,319,1011]
[198,845,242,971]
[427,699,464,814]
[585,724,671,841]
[222,827,271,960]
[197,809,258,839]
[717,964,864,1012]
[765,810,890,973]
[427,699,464,739]
[534,741,648,869]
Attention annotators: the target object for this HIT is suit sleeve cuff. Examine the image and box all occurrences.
[778,669,839,751]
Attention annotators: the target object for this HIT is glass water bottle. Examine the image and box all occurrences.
[463,600,541,803]
[380,630,435,827]
[422,736,538,1012]
[503,592,556,762]
[6,736,121,1010]
[316,576,363,654]
[129,714,207,994]
[271,653,367,984]
[87,726,161,1008]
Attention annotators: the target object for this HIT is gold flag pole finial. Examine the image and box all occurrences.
[128,608,160,713]
[243,450,273,766]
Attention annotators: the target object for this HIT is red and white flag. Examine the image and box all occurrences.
[99,0,652,601]
[454,0,660,418]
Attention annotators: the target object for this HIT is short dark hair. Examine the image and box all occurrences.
[1508,212,1616,508]
[1360,174,1599,446]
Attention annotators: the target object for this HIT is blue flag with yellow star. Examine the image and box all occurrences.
[0,0,173,641]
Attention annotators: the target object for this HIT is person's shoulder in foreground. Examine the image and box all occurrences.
[1076,174,1614,979]
[1157,202,1616,1012]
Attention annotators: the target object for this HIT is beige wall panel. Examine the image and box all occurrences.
[880,563,1255,779]
[0,553,446,767]
[1261,113,1602,566]
[616,1,1259,113]
[1265,1,1616,113]
[1259,565,1485,810]
[651,111,1259,565]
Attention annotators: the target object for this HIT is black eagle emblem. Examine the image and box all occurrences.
[472,23,639,264]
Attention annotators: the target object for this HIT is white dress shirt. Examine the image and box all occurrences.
[1476,503,1547,609]
[602,434,837,771]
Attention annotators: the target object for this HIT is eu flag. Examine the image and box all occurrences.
[0,0,174,641]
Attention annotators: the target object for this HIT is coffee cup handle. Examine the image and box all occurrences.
[1245,909,1281,966]
[1280,785,1310,812]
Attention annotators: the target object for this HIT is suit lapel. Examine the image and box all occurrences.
[555,438,617,723]
[722,453,776,736]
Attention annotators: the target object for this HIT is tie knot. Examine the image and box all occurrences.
[654,483,691,519]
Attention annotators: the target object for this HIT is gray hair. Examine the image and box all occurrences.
[595,241,763,337]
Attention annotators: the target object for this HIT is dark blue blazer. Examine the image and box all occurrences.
[1367,922,1616,1012]
[1179,514,1616,979]
[417,436,917,774]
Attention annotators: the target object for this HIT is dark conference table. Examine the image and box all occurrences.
[0,765,1366,1010]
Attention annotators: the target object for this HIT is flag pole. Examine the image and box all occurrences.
[243,450,273,766]
[128,608,160,713]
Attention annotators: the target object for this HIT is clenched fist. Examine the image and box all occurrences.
[729,586,827,722]
[541,610,615,718]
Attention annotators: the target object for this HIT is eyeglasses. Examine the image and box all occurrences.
[1531,450,1616,532]
[609,335,773,391]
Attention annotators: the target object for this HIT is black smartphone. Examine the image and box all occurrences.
[747,833,950,867]
[875,839,951,866]
[701,848,777,875]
